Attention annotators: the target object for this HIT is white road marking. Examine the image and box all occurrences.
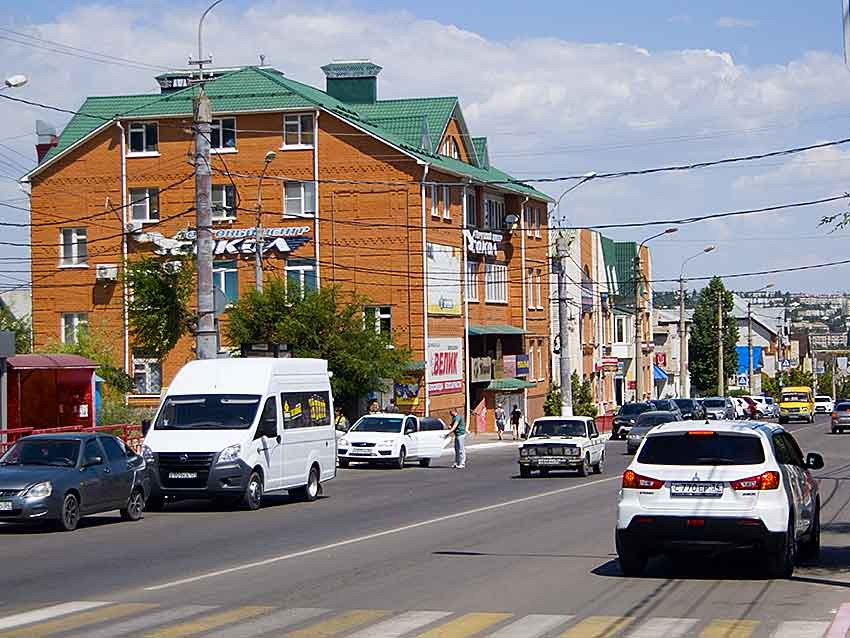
[204,607,329,638]
[348,610,453,638]
[772,620,830,638]
[145,476,620,591]
[826,603,850,638]
[626,617,700,638]
[82,605,217,638]
[487,613,574,637]
[0,602,110,631]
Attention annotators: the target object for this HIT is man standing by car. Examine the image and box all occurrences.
[445,407,467,468]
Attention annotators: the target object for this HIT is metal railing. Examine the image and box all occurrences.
[0,424,144,454]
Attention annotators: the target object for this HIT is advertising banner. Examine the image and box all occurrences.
[516,354,529,377]
[426,243,462,316]
[655,352,667,368]
[394,376,422,407]
[503,355,517,378]
[427,337,464,395]
[471,357,493,383]
[167,226,311,256]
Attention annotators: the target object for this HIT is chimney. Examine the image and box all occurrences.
[321,60,382,104]
[35,120,58,163]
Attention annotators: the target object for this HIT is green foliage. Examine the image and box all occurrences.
[126,256,195,360]
[689,277,739,396]
[543,375,598,418]
[728,388,749,398]
[761,369,816,399]
[0,305,31,353]
[226,282,412,411]
[544,384,561,416]
[43,323,133,393]
[97,395,155,426]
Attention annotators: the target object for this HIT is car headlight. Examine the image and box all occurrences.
[142,445,155,463]
[339,438,349,448]
[22,481,52,499]
[520,448,528,457]
[217,444,241,465]
[526,447,537,456]
[380,439,396,447]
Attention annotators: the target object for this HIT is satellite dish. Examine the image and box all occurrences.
[213,288,228,317]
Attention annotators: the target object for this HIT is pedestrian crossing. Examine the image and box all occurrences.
[0,601,842,638]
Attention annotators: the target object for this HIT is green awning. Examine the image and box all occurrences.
[468,324,526,336]
[484,377,537,391]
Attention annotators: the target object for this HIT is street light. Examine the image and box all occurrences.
[747,282,775,395]
[634,227,678,401]
[254,150,276,291]
[678,245,716,397]
[2,75,27,90]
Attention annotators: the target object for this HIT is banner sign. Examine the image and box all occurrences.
[464,229,504,257]
[655,352,667,368]
[602,356,619,372]
[516,354,529,377]
[503,355,517,378]
[426,243,462,316]
[162,226,311,256]
[394,376,421,407]
[471,357,493,383]
[427,337,463,396]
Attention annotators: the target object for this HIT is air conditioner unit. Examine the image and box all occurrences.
[95,264,119,281]
[125,221,143,234]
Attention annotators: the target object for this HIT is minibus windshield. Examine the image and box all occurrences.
[154,395,262,430]
[781,393,808,403]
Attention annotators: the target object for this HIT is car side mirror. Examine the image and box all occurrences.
[806,452,824,470]
[141,419,152,436]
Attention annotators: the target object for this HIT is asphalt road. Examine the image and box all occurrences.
[0,416,847,637]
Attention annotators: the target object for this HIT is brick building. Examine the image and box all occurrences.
[22,62,552,428]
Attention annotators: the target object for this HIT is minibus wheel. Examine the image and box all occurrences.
[241,471,263,510]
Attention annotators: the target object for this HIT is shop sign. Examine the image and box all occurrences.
[516,354,529,377]
[471,357,492,383]
[503,355,517,378]
[426,243,462,316]
[602,356,619,371]
[617,361,625,377]
[627,380,636,390]
[464,229,504,257]
[427,337,463,396]
[394,376,421,406]
[655,352,667,368]
[164,226,311,256]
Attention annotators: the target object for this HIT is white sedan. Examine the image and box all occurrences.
[337,414,448,469]
[518,416,605,478]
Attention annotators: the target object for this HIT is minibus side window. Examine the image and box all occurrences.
[281,393,307,429]
[307,392,331,427]
[255,397,278,440]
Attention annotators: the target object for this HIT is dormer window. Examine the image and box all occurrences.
[442,137,460,160]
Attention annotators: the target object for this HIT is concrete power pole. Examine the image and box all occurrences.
[748,300,754,395]
[718,295,724,396]
[679,277,687,397]
[193,88,216,359]
[634,252,643,402]
[557,234,573,416]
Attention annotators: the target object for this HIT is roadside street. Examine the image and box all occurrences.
[0,416,846,637]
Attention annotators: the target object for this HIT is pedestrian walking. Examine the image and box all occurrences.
[494,403,507,441]
[334,407,349,432]
[368,399,380,414]
[445,407,467,468]
[510,405,522,440]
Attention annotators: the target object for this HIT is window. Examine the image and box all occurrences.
[524,206,533,237]
[527,268,534,309]
[284,181,316,217]
[211,185,236,220]
[129,188,159,222]
[465,191,477,228]
[442,185,450,219]
[286,258,317,298]
[281,391,330,428]
[365,306,392,337]
[638,433,766,466]
[128,122,158,154]
[537,339,544,381]
[534,208,541,238]
[210,117,236,151]
[255,397,278,440]
[529,342,535,380]
[535,270,542,309]
[283,114,314,147]
[133,356,162,395]
[442,137,460,159]
[615,316,628,343]
[465,261,479,302]
[484,197,505,230]
[213,260,238,304]
[307,392,331,426]
[99,436,127,462]
[83,439,104,466]
[485,263,508,303]
[61,312,88,344]
[60,228,87,267]
[419,418,446,431]
[430,184,440,218]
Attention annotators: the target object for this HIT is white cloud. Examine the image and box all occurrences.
[733,146,850,192]
[716,17,758,29]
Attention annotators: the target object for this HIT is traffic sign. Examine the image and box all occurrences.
[737,374,748,387]
[781,359,791,370]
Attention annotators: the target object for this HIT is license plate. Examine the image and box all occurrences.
[0,502,12,511]
[350,450,372,456]
[670,482,723,497]
[168,472,197,479]
[537,457,564,465]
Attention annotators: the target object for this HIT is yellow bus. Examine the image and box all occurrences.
[778,386,815,424]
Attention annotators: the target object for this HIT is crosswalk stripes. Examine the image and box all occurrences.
[0,601,845,637]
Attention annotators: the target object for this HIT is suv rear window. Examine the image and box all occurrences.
[836,402,850,412]
[619,403,652,416]
[637,433,765,466]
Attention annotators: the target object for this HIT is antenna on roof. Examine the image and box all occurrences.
[259,54,266,66]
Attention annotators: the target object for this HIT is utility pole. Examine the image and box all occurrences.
[254,151,276,291]
[679,277,687,397]
[832,357,837,400]
[748,300,754,395]
[717,294,724,396]
[634,252,643,402]
[557,234,573,416]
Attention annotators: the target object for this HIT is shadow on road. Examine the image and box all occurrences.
[433,550,613,560]
[0,514,124,535]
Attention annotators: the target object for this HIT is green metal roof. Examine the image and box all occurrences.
[321,61,383,78]
[468,324,526,336]
[472,137,489,168]
[31,66,552,202]
[485,377,536,391]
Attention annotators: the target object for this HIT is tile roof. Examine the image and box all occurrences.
[32,66,552,202]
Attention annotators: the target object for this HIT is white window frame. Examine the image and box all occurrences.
[615,316,629,344]
[529,341,536,380]
[484,196,505,230]
[535,270,543,309]
[210,117,237,153]
[485,262,508,304]
[59,228,87,268]
[430,184,439,218]
[534,208,541,238]
[465,191,477,228]
[282,113,315,149]
[524,206,532,238]
[132,356,162,395]
[442,185,450,220]
[61,312,88,344]
[283,181,316,218]
[129,187,159,223]
[364,305,392,337]
[285,259,317,298]
[127,122,159,156]
[213,259,238,305]
[527,268,534,309]
[211,184,236,221]
[465,261,480,302]
[537,339,544,381]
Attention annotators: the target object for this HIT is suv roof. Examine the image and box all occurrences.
[649,420,781,437]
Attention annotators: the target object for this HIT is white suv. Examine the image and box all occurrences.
[337,414,448,468]
[815,395,834,414]
[616,421,823,578]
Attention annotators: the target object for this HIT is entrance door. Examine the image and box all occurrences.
[615,378,624,406]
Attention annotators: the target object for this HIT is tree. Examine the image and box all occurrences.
[543,374,598,418]
[0,305,31,353]
[126,256,195,361]
[689,277,738,396]
[226,282,412,412]
[761,368,816,399]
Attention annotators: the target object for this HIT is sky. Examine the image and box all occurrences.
[3,1,850,294]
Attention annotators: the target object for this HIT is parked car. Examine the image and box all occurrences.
[672,398,705,420]
[338,414,447,468]
[142,358,336,511]
[626,410,682,454]
[613,403,654,440]
[831,401,850,433]
[815,395,834,415]
[616,421,823,578]
[0,433,149,531]
[748,396,771,418]
[650,399,684,420]
[702,396,736,420]
[741,396,759,419]
[518,417,605,477]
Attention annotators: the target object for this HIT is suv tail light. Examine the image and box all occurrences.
[622,469,664,490]
[731,471,780,491]
[831,412,838,420]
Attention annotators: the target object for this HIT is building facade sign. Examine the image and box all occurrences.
[464,229,504,257]
[394,376,422,407]
[655,352,667,368]
[426,243,462,316]
[503,355,517,378]
[162,226,311,257]
[471,357,493,383]
[516,354,529,377]
[427,337,463,395]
